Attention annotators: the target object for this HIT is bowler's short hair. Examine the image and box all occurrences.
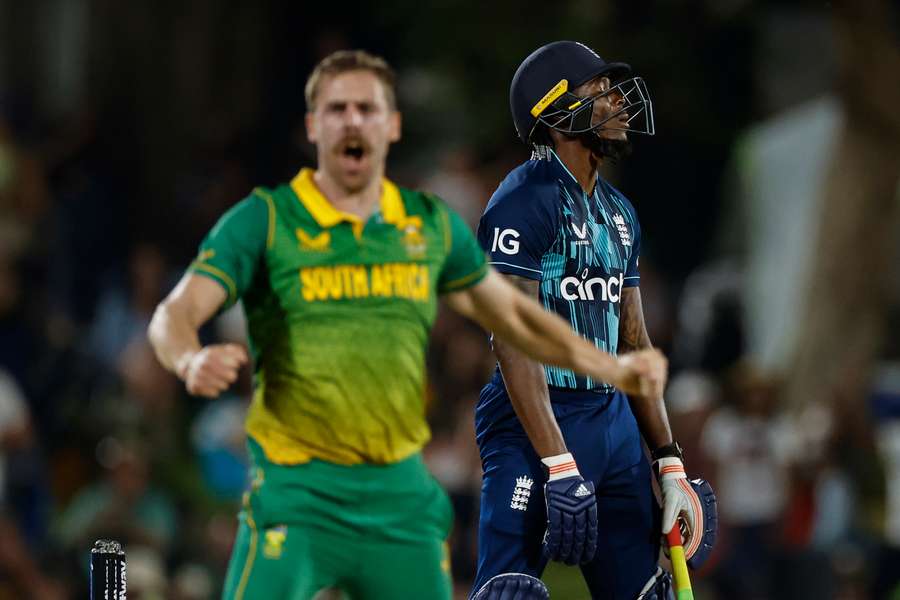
[305,50,397,111]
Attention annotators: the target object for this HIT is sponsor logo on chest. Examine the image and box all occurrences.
[299,263,431,302]
[570,221,591,246]
[296,228,332,252]
[560,268,624,303]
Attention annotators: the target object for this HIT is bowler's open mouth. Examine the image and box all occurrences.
[340,139,368,162]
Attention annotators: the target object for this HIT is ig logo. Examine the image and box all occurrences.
[491,228,520,255]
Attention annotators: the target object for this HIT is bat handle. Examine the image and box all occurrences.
[666,526,694,600]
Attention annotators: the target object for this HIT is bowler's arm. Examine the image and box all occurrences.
[445,270,665,407]
[618,287,672,450]
[148,273,247,397]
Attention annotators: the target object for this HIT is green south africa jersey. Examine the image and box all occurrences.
[189,168,487,466]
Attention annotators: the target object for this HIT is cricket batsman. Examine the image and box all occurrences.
[148,49,667,600]
[470,41,717,600]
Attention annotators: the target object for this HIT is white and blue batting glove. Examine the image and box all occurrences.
[655,455,703,561]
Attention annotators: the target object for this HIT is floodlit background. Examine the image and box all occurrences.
[0,1,898,598]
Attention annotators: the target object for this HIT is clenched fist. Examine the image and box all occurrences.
[613,348,667,398]
[176,343,248,398]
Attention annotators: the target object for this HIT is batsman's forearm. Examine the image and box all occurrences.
[628,395,672,450]
[147,302,202,375]
[618,288,672,450]
[494,337,567,457]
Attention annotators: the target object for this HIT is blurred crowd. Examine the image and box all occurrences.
[0,104,897,600]
[0,1,898,599]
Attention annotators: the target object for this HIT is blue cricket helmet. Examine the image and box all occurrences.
[510,41,654,145]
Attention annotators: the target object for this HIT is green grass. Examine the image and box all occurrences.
[542,562,591,599]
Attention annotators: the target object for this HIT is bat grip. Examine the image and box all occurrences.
[666,527,682,549]
[666,524,694,600]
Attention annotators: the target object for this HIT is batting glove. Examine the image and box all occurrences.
[541,452,598,565]
[472,573,550,600]
[656,455,704,561]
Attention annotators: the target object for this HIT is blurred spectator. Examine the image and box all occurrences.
[0,118,51,254]
[872,363,900,597]
[0,229,33,389]
[420,147,486,227]
[0,370,34,504]
[700,362,791,599]
[127,545,168,600]
[171,562,215,600]
[87,242,170,371]
[54,437,177,554]
[0,515,66,599]
[114,336,185,468]
[664,370,718,481]
[191,396,249,502]
[424,398,482,587]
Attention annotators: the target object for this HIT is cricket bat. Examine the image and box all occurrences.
[666,527,693,600]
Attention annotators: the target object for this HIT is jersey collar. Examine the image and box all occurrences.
[548,149,601,197]
[290,168,407,235]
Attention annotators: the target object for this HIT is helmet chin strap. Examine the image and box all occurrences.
[579,129,632,162]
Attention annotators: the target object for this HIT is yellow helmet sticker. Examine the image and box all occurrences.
[530,79,569,117]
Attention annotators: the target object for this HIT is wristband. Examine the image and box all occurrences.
[541,452,580,481]
[651,441,684,463]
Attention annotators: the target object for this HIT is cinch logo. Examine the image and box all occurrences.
[491,228,520,255]
[560,270,624,302]
[299,263,431,302]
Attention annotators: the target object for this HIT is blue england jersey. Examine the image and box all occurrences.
[476,149,641,393]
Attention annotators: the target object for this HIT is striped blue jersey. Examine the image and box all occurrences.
[476,149,641,392]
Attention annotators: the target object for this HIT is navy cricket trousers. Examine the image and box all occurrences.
[472,386,661,600]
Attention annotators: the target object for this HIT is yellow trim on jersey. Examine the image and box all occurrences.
[255,188,277,250]
[438,205,452,255]
[290,168,407,238]
[190,261,237,302]
[441,541,452,575]
[234,507,259,600]
[440,264,488,292]
[530,79,568,117]
[380,178,406,225]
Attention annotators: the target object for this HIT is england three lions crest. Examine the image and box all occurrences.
[510,476,533,511]
[612,213,632,247]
